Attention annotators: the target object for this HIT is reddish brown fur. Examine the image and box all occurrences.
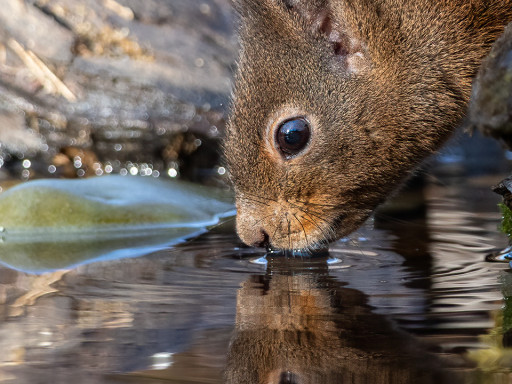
[225,273,453,383]
[224,0,512,250]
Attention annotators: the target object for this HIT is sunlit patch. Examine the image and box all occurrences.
[151,352,174,370]
[326,257,342,265]
[250,256,268,265]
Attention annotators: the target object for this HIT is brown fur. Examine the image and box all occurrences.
[224,272,455,383]
[224,0,512,250]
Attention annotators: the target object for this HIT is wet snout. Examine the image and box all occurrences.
[235,199,330,250]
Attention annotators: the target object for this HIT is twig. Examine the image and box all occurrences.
[103,0,134,20]
[7,38,77,102]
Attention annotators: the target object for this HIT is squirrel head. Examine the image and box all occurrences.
[224,0,509,250]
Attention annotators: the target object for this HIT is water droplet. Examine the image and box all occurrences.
[48,165,57,173]
[199,3,211,15]
[22,159,31,168]
[120,168,128,176]
[194,139,202,147]
[194,58,205,67]
[217,166,226,175]
[114,144,122,151]
[168,168,178,178]
[105,164,113,173]
[209,126,218,136]
[129,167,138,176]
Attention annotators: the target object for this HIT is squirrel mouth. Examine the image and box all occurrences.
[235,198,357,251]
[265,244,330,256]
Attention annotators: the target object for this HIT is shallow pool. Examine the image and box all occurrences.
[1,136,512,383]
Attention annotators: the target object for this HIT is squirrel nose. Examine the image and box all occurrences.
[251,228,270,248]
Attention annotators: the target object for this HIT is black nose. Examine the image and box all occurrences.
[252,228,270,248]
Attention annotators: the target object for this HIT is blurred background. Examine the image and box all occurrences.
[0,0,236,185]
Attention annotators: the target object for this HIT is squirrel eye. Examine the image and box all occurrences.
[275,117,311,158]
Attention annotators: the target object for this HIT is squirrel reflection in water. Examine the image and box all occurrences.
[224,254,457,384]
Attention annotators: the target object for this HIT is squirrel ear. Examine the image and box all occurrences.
[281,0,331,36]
[234,0,367,72]
[233,0,333,38]
[283,0,368,71]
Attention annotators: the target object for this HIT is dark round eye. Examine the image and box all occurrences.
[275,117,311,158]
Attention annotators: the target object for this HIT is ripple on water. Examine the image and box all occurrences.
[0,174,510,383]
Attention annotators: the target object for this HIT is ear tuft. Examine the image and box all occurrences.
[282,0,368,72]
[281,0,330,35]
[234,0,368,72]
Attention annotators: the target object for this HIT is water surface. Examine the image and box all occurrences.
[1,141,512,383]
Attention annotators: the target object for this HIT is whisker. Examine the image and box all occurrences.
[347,235,369,259]
[270,217,282,246]
[300,211,333,247]
[293,199,339,208]
[239,196,270,208]
[242,192,279,204]
[205,215,236,230]
[374,212,426,228]
[292,212,308,247]
[287,201,331,222]
[287,216,292,250]
[251,212,276,229]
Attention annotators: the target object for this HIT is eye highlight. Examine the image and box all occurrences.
[275,117,311,159]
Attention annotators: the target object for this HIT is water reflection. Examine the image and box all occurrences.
[0,168,511,382]
[225,254,456,384]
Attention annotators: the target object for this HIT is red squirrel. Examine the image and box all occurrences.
[224,0,512,250]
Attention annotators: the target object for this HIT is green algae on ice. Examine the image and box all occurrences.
[0,175,234,273]
[0,175,233,233]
